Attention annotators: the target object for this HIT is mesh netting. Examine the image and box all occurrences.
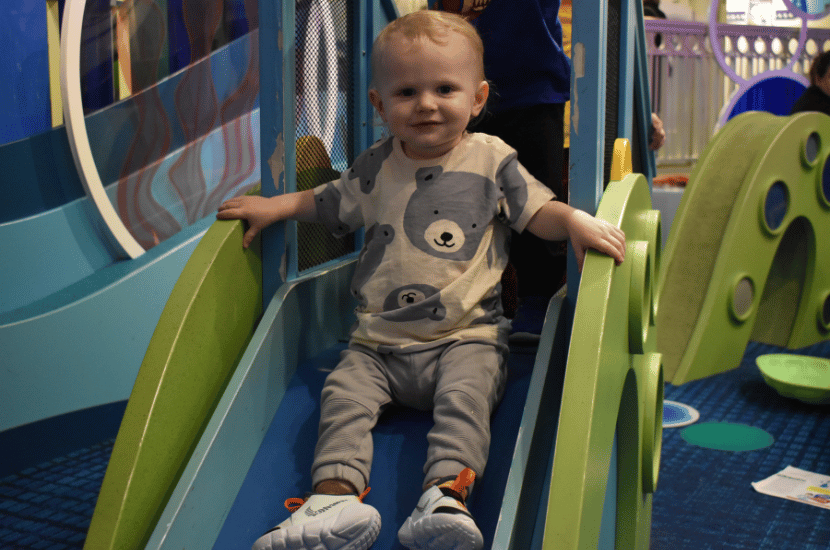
[295,0,356,272]
[604,0,621,187]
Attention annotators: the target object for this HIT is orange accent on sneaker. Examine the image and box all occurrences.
[358,487,371,502]
[448,468,476,495]
[285,497,306,512]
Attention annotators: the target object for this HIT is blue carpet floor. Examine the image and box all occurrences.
[0,439,112,549]
[652,340,830,550]
[2,339,828,549]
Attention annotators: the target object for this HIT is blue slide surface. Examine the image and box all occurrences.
[214,340,543,549]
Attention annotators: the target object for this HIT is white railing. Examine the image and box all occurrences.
[645,19,830,169]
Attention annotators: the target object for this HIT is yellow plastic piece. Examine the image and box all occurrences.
[610,138,633,181]
[297,135,333,170]
[46,0,62,127]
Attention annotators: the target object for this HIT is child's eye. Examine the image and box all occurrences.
[437,85,454,94]
[397,88,416,97]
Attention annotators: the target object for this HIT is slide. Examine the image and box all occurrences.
[84,143,663,550]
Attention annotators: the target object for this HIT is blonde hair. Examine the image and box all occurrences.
[370,10,485,85]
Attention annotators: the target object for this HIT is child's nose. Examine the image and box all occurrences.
[416,92,438,111]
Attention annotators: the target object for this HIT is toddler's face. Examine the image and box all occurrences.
[369,32,488,160]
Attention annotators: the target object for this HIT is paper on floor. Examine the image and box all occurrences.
[752,466,830,510]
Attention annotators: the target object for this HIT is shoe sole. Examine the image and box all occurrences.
[253,505,381,550]
[398,514,483,550]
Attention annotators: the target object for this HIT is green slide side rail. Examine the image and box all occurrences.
[658,112,830,384]
[545,141,663,549]
[84,213,263,550]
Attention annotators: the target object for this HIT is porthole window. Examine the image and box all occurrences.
[804,132,820,165]
[819,292,830,332]
[730,276,755,322]
[763,181,789,232]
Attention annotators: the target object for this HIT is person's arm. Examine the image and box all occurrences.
[524,200,626,272]
[649,113,666,151]
[216,189,318,248]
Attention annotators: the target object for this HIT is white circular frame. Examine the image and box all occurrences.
[61,0,146,258]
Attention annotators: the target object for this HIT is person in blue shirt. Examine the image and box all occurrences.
[433,0,572,302]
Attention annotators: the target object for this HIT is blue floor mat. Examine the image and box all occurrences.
[0,439,112,549]
[652,340,830,550]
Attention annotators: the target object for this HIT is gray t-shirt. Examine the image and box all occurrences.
[314,133,555,351]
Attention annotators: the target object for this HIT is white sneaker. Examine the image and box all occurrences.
[398,469,483,550]
[252,490,381,550]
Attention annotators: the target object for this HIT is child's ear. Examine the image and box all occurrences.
[472,80,489,116]
[369,89,386,121]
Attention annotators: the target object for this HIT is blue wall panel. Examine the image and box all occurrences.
[0,1,52,146]
[0,126,85,224]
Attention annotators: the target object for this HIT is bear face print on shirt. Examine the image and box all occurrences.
[312,133,555,349]
[403,166,498,261]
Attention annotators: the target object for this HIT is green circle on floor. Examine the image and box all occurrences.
[680,422,774,451]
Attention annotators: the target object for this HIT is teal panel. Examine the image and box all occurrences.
[617,0,636,145]
[0,217,208,433]
[1,196,118,314]
[259,0,287,302]
[0,126,85,223]
[491,297,569,550]
[632,0,657,181]
[568,0,608,294]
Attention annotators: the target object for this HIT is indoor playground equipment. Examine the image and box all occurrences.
[82,0,667,548]
[755,353,830,405]
[658,111,830,385]
[82,105,830,548]
[5,0,830,549]
[0,0,260,464]
[84,139,663,550]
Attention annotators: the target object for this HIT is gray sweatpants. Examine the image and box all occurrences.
[311,339,509,493]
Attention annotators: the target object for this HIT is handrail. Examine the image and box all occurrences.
[645,19,830,59]
[644,19,830,168]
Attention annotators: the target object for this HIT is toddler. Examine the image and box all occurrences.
[217,10,625,550]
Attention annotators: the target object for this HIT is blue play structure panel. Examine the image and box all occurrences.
[728,76,807,121]
[0,0,51,145]
[215,342,538,550]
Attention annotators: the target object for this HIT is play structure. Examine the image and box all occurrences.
[3,0,830,549]
[84,138,665,550]
[82,106,830,549]
[0,0,260,462]
[658,111,830,384]
[80,0,667,547]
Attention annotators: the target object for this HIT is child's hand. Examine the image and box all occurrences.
[525,201,625,271]
[566,208,626,272]
[217,195,279,248]
[217,189,319,248]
